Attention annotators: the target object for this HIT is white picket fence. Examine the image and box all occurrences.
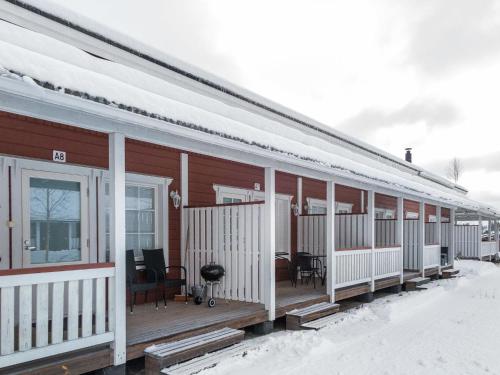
[335,249,372,288]
[374,247,401,279]
[403,219,420,270]
[297,214,368,254]
[423,244,441,269]
[0,265,115,368]
[424,222,438,245]
[375,219,397,248]
[481,241,498,257]
[185,203,264,303]
[455,225,480,258]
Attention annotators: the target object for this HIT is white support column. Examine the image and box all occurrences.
[180,153,189,276]
[0,158,9,270]
[367,190,375,292]
[397,197,404,284]
[478,215,483,261]
[419,201,425,277]
[326,180,336,302]
[109,133,126,366]
[495,219,499,256]
[436,206,442,272]
[297,177,303,216]
[264,167,276,321]
[449,208,456,267]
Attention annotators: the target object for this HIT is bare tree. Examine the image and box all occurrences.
[447,157,463,184]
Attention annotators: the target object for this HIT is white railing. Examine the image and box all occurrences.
[455,225,480,258]
[425,222,438,245]
[335,249,372,288]
[0,265,115,368]
[423,245,441,269]
[374,247,402,279]
[185,203,264,303]
[481,241,498,256]
[441,222,450,247]
[298,213,368,254]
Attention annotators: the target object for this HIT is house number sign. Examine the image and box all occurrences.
[53,150,67,163]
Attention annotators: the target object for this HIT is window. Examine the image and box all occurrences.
[428,215,437,223]
[105,182,158,259]
[214,184,292,255]
[406,211,418,219]
[375,208,395,219]
[21,169,89,266]
[305,198,353,214]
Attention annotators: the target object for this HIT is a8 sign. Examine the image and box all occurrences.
[52,150,66,163]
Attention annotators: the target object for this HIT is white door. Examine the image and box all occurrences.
[21,169,89,267]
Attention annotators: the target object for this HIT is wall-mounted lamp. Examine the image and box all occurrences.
[303,204,308,214]
[170,190,182,209]
[291,203,300,217]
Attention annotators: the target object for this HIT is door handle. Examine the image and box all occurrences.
[25,246,36,251]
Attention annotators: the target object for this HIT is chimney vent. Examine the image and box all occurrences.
[405,148,412,163]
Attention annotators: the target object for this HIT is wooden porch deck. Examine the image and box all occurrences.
[276,281,329,317]
[126,299,267,360]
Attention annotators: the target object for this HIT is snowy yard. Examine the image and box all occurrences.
[202,260,500,375]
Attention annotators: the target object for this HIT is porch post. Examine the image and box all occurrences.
[419,201,425,277]
[180,153,189,278]
[436,206,442,271]
[109,133,126,366]
[297,177,303,215]
[326,180,336,302]
[478,215,483,261]
[367,190,375,292]
[449,208,455,267]
[397,197,404,284]
[495,219,499,256]
[264,167,276,321]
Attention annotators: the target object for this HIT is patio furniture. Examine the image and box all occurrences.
[275,251,295,286]
[294,252,323,288]
[142,248,188,306]
[126,249,158,313]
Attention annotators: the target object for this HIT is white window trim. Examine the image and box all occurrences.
[406,211,419,219]
[375,208,395,219]
[100,172,172,264]
[305,197,353,214]
[428,215,437,223]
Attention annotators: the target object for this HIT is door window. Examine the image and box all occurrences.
[22,170,88,266]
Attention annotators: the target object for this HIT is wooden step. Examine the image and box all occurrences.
[162,342,250,375]
[405,277,430,291]
[144,328,244,375]
[286,302,339,330]
[441,269,459,279]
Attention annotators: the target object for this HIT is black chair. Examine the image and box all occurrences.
[294,252,322,288]
[126,250,158,313]
[142,248,188,307]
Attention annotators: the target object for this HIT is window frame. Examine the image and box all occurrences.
[375,208,396,219]
[100,172,172,264]
[305,197,354,214]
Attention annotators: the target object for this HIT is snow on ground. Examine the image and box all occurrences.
[202,260,500,375]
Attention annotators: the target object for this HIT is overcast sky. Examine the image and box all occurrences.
[50,0,500,208]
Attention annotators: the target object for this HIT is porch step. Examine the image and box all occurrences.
[441,269,459,279]
[161,342,251,375]
[286,302,339,330]
[405,277,431,291]
[144,328,244,375]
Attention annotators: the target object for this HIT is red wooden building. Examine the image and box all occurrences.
[0,2,498,373]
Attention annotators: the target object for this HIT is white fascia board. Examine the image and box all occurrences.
[0,77,490,213]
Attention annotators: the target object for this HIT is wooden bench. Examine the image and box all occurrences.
[441,269,459,279]
[286,302,339,330]
[405,277,430,291]
[144,328,244,375]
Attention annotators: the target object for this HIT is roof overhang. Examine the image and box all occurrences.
[2,76,498,218]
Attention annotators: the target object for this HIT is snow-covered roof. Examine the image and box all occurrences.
[0,4,497,217]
